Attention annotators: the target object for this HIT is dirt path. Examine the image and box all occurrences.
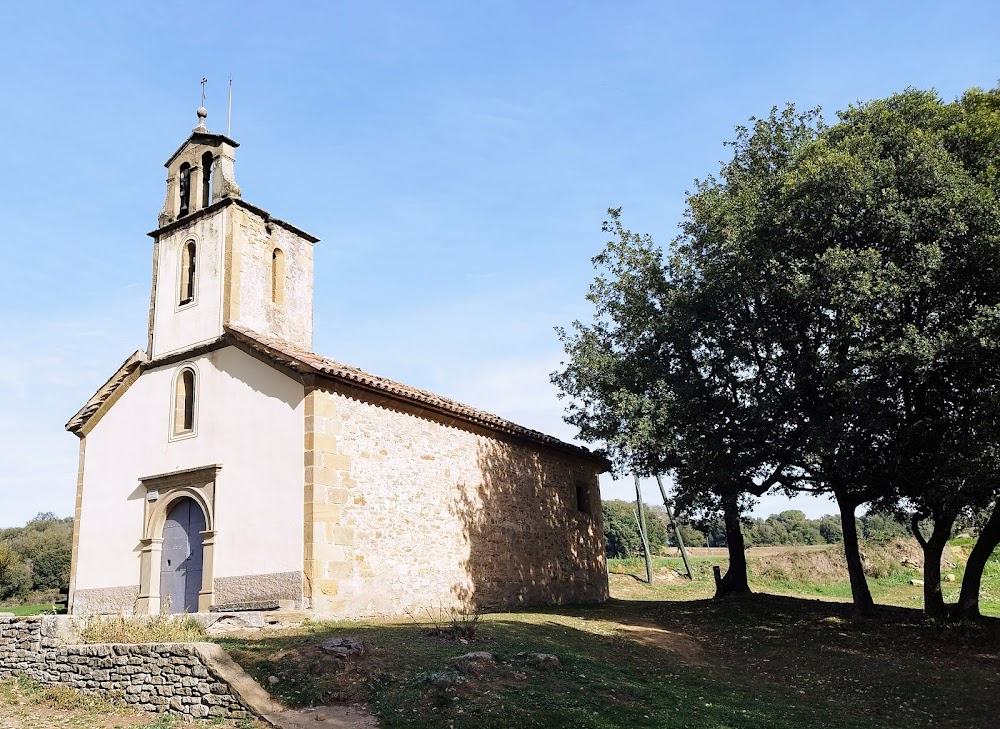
[270,705,378,728]
[612,621,710,666]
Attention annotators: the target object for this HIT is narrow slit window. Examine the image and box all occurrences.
[201,151,214,208]
[576,482,591,515]
[272,248,285,305]
[173,368,196,436]
[179,241,196,305]
[178,162,191,217]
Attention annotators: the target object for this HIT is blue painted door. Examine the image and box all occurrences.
[159,497,206,613]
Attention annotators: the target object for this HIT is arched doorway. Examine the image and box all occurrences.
[159,497,206,613]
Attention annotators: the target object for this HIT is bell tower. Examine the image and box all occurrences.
[146,108,318,361]
[158,106,241,227]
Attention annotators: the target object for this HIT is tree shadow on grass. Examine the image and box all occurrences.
[217,593,1000,729]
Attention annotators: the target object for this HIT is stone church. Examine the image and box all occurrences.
[65,108,609,618]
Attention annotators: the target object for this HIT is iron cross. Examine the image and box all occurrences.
[200,78,208,106]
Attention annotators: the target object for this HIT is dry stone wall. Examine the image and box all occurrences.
[0,616,253,720]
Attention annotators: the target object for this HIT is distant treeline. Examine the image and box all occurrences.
[602,500,919,559]
[0,513,73,603]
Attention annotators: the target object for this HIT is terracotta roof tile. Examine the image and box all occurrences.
[65,350,146,433]
[226,324,606,466]
[66,326,606,468]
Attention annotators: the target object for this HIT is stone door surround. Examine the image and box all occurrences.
[137,464,220,614]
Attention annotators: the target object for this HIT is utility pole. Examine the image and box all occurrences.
[655,474,693,579]
[634,474,653,584]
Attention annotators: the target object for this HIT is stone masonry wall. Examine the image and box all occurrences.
[231,205,314,351]
[0,616,253,720]
[304,381,609,617]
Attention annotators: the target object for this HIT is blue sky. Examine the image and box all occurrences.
[1,1,999,527]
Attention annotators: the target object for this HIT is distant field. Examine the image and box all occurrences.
[608,538,1000,617]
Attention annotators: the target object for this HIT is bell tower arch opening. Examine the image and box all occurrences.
[178,162,191,217]
[201,151,214,208]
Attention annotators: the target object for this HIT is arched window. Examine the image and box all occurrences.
[173,367,197,436]
[178,162,191,217]
[272,248,285,305]
[201,151,214,208]
[179,241,196,306]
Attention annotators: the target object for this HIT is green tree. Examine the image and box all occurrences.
[0,513,73,593]
[601,500,668,559]
[677,87,1000,614]
[817,516,844,544]
[559,86,1000,615]
[673,522,708,548]
[858,512,909,543]
[0,542,30,602]
[794,88,1000,617]
[555,191,809,594]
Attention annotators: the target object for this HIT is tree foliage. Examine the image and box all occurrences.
[557,85,1000,617]
[602,500,668,559]
[669,511,908,548]
[0,513,73,601]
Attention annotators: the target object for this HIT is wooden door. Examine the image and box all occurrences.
[159,497,206,613]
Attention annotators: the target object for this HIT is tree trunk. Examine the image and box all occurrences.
[913,512,955,619]
[837,497,874,612]
[716,492,751,595]
[954,503,1000,620]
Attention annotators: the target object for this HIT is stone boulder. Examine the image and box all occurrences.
[516,652,561,670]
[449,651,495,676]
[321,637,364,660]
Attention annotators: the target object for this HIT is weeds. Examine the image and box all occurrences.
[39,683,118,712]
[0,674,122,714]
[139,713,179,729]
[79,613,206,644]
[406,605,482,641]
[608,556,646,574]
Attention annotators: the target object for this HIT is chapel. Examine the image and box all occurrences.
[65,107,610,618]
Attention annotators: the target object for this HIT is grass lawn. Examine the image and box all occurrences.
[217,549,1000,728]
[0,603,64,617]
[3,543,998,727]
